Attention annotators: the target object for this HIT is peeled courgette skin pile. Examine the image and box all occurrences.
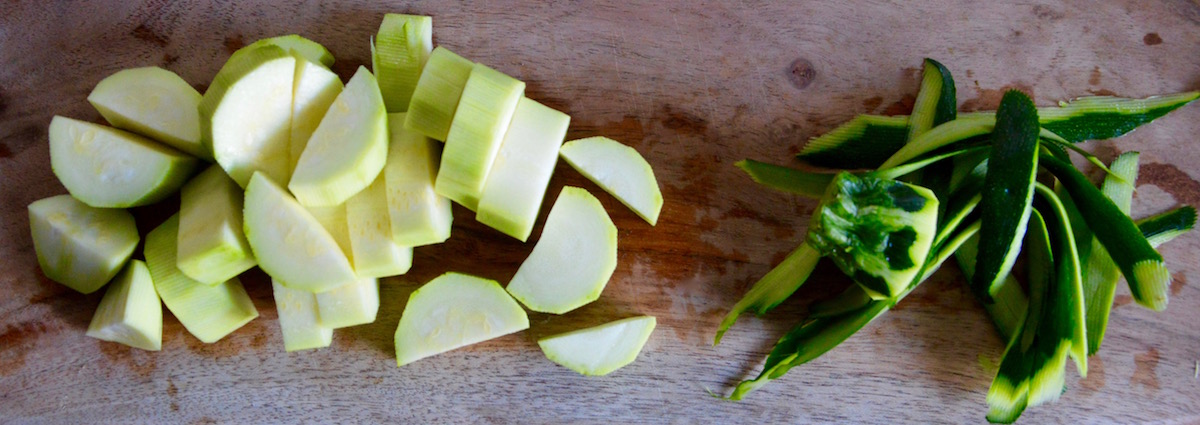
[718,58,1197,423]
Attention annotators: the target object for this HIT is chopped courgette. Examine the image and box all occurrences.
[506,187,617,314]
[49,116,199,208]
[28,194,139,294]
[289,66,389,207]
[85,260,162,351]
[559,136,664,226]
[87,66,208,159]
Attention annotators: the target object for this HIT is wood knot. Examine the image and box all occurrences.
[788,58,816,90]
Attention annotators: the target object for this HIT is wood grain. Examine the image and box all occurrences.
[3,1,1200,423]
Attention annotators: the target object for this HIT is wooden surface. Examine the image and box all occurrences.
[3,1,1200,423]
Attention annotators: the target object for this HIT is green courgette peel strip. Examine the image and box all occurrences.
[723,60,1195,421]
[798,92,1199,168]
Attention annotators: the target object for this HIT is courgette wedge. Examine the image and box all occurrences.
[1040,154,1171,311]
[972,91,1040,302]
[799,92,1198,168]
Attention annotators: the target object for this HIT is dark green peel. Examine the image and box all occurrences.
[972,91,1040,302]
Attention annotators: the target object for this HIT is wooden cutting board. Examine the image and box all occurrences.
[3,1,1199,423]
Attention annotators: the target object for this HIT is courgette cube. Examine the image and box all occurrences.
[272,279,333,352]
[86,260,162,351]
[373,14,433,112]
[290,66,389,207]
[434,63,525,210]
[28,194,139,294]
[177,165,256,285]
[347,174,412,278]
[315,278,380,328]
[289,56,343,175]
[506,187,617,314]
[87,66,207,159]
[559,136,664,226]
[145,215,258,343]
[404,47,474,141]
[49,116,199,208]
[395,272,529,366]
[385,113,453,246]
[807,172,939,299]
[537,316,656,376]
[201,45,295,187]
[244,172,356,293]
[477,97,570,241]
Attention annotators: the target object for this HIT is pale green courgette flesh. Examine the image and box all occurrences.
[244,172,356,293]
[290,66,389,207]
[373,14,433,112]
[435,63,526,210]
[506,187,617,314]
[87,66,208,159]
[289,56,343,176]
[477,97,570,241]
[201,45,295,187]
[86,260,162,351]
[538,316,656,376]
[177,165,256,285]
[272,279,333,352]
[559,136,664,226]
[395,272,529,366]
[28,194,139,294]
[315,278,380,329]
[145,215,258,343]
[404,47,474,141]
[49,116,199,208]
[347,174,413,278]
[306,203,353,264]
[384,113,453,246]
